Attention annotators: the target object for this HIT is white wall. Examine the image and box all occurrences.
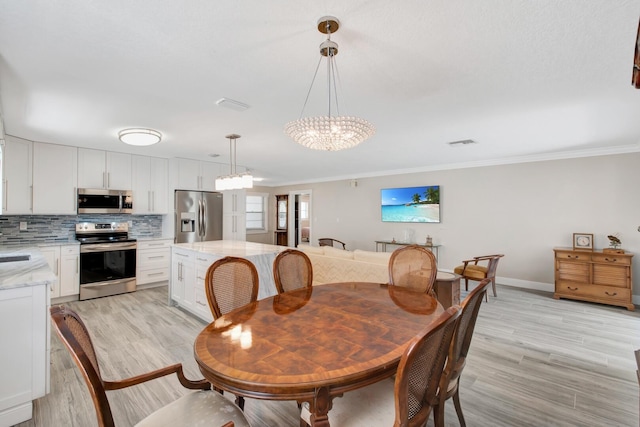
[269,153,640,298]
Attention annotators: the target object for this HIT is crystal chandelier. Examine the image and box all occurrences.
[215,134,253,191]
[284,16,375,151]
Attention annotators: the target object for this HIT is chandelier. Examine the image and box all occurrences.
[284,16,375,151]
[215,134,253,191]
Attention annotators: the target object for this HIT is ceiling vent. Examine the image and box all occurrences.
[215,98,251,112]
[447,139,477,146]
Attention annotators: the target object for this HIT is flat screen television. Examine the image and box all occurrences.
[381,185,440,223]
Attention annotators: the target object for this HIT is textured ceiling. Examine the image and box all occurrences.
[1,1,639,186]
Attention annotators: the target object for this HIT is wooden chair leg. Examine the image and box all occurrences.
[464,278,469,291]
[235,395,245,411]
[452,388,466,427]
[491,278,497,297]
[433,402,445,427]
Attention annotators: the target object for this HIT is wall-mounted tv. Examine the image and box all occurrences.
[381,185,440,223]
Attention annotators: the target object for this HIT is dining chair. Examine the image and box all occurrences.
[300,305,461,426]
[50,305,249,427]
[318,238,346,249]
[453,254,504,299]
[434,278,491,427]
[388,244,437,294]
[273,248,313,293]
[205,256,259,319]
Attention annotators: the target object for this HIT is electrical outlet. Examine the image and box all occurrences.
[19,221,27,231]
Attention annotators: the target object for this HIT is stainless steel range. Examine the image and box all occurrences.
[76,222,137,300]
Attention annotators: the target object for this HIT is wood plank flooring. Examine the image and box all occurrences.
[17,285,640,426]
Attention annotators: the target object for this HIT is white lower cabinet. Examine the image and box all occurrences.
[170,247,218,322]
[171,247,194,309]
[136,239,172,286]
[0,283,49,426]
[40,245,80,299]
[193,253,216,323]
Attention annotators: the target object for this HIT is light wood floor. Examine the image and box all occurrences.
[18,284,640,427]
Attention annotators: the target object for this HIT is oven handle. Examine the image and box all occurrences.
[81,278,135,288]
[80,242,137,253]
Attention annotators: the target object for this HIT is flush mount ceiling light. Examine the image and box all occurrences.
[118,128,162,146]
[284,16,375,151]
[215,134,253,191]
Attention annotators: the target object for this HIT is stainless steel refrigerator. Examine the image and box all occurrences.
[174,190,223,243]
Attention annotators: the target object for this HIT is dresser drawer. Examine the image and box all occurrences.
[555,251,591,261]
[556,281,630,302]
[556,260,589,282]
[592,264,630,288]
[591,254,631,266]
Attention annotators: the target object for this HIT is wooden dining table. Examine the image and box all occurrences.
[194,281,444,427]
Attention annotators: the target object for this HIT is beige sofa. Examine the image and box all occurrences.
[297,244,460,308]
[297,244,391,285]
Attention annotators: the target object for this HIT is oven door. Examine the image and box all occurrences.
[79,241,137,300]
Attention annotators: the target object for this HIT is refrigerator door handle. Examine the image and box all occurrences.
[197,199,203,237]
[201,199,207,237]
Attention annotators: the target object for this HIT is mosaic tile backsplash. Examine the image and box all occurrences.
[0,215,164,246]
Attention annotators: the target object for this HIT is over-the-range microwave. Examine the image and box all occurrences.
[77,188,133,214]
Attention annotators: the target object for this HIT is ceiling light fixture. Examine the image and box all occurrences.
[118,128,162,146]
[215,134,253,191]
[284,16,375,151]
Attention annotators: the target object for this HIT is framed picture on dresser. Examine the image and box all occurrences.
[572,233,593,251]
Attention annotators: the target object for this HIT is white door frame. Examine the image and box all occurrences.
[288,189,312,247]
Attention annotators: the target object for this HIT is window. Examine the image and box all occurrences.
[246,193,268,232]
[300,201,309,220]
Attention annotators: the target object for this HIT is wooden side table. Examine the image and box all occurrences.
[434,272,461,308]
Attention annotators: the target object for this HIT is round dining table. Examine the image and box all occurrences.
[194,281,444,427]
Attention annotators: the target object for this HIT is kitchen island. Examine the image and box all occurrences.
[0,248,54,427]
[170,241,287,323]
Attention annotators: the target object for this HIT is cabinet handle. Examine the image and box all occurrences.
[76,256,79,273]
[604,291,618,296]
[196,300,207,307]
[56,258,60,276]
[178,262,183,281]
[107,172,110,188]
[151,191,155,212]
[603,258,617,263]
[2,180,7,211]
[148,243,164,247]
[148,191,151,212]
[102,172,106,189]
[148,255,165,259]
[148,272,164,277]
[566,255,579,259]
[567,286,578,291]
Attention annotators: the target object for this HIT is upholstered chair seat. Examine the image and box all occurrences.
[453,264,487,280]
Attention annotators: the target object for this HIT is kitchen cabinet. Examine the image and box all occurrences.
[78,148,131,190]
[32,142,77,214]
[554,248,634,310]
[137,239,172,286]
[170,247,194,309]
[2,136,32,214]
[0,283,49,426]
[193,253,215,323]
[223,189,246,241]
[175,158,220,191]
[131,155,168,214]
[41,245,80,299]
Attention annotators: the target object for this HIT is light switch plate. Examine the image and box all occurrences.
[19,221,27,231]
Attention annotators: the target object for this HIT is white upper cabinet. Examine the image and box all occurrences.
[2,136,33,214]
[175,159,220,191]
[131,155,168,214]
[78,148,132,190]
[32,142,78,214]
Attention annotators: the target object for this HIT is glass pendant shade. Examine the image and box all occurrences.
[215,134,254,191]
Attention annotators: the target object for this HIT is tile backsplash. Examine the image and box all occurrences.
[0,215,164,246]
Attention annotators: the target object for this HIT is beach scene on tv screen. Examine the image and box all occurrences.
[381,186,440,223]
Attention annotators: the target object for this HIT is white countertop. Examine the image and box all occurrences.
[172,240,286,257]
[0,248,56,291]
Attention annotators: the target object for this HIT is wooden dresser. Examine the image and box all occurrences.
[553,248,634,311]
